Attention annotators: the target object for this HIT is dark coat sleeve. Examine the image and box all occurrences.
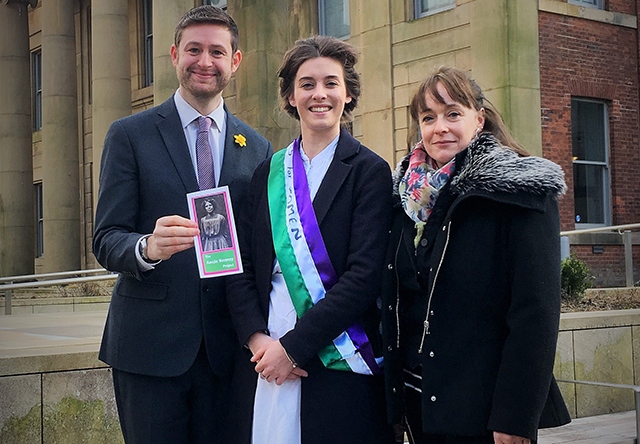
[93,118,151,280]
[226,159,273,346]
[487,195,563,439]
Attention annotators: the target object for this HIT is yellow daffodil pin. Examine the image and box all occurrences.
[234,134,247,147]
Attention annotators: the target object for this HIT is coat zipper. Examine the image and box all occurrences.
[418,220,451,354]
[394,227,404,348]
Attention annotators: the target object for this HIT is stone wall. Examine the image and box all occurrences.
[0,310,121,442]
[1,308,639,441]
[0,295,111,316]
[0,368,122,443]
[555,309,640,418]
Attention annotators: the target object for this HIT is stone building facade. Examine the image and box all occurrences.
[0,0,638,286]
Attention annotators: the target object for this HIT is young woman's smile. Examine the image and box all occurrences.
[288,56,352,141]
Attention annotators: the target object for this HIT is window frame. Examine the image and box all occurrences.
[567,0,604,10]
[202,0,227,8]
[86,5,92,104]
[571,97,611,228]
[35,182,44,258]
[142,0,153,87]
[415,0,456,19]
[32,49,42,131]
[318,0,350,40]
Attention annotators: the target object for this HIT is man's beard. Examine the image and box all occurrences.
[180,70,230,102]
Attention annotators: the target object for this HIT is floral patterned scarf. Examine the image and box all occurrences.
[399,141,456,247]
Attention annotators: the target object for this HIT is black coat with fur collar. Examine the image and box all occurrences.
[381,133,571,440]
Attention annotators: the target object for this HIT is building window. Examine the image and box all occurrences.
[87,6,92,104]
[202,0,227,8]
[319,0,350,39]
[568,0,603,9]
[415,0,456,18]
[571,98,610,226]
[35,183,44,257]
[32,50,42,131]
[142,0,153,87]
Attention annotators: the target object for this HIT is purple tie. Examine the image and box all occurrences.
[196,116,215,190]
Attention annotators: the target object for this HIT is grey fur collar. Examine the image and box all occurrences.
[393,133,566,198]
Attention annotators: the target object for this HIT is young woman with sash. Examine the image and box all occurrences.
[227,36,395,444]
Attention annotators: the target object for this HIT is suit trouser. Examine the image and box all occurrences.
[112,341,231,444]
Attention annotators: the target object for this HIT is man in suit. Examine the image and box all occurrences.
[93,6,272,443]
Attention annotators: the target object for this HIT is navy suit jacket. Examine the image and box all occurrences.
[94,96,272,377]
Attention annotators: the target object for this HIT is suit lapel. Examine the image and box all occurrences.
[156,97,199,192]
[312,127,358,225]
[218,108,241,187]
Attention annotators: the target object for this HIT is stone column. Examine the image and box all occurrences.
[471,0,543,156]
[0,0,35,277]
[153,0,192,105]
[92,0,131,207]
[232,0,315,150]
[41,0,80,272]
[350,0,395,164]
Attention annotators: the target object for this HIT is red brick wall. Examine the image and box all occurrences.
[540,9,640,287]
[571,245,640,287]
[558,0,636,15]
[539,11,640,231]
[606,0,636,15]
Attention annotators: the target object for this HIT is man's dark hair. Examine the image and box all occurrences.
[174,5,239,52]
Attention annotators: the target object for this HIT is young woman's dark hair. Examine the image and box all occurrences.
[277,35,361,122]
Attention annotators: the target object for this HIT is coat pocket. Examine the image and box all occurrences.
[115,275,169,300]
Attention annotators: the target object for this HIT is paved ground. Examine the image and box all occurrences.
[0,311,637,443]
[0,310,106,363]
[0,310,107,376]
[539,410,636,443]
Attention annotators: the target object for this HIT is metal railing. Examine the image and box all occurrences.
[557,378,640,443]
[0,269,117,315]
[561,223,640,288]
[0,268,112,284]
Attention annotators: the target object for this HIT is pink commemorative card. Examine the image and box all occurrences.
[186,186,243,278]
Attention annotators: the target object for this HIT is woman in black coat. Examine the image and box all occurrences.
[381,66,571,444]
[226,36,394,444]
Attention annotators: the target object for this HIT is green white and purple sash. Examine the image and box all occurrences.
[267,138,382,375]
